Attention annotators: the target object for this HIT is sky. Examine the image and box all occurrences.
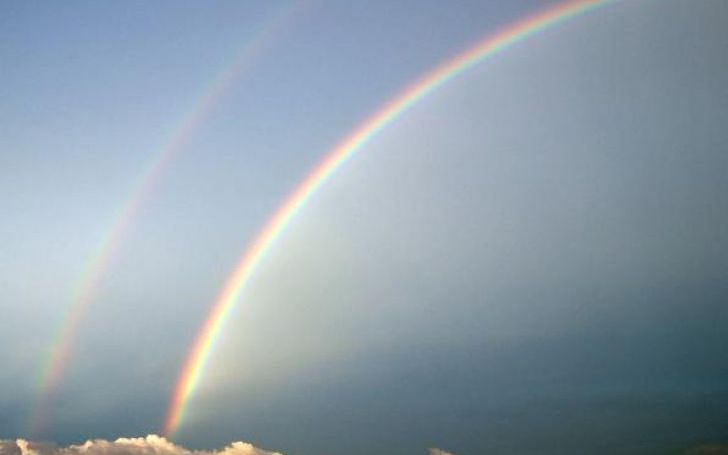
[1,0,727,454]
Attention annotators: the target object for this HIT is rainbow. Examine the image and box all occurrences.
[163,0,615,437]
[30,1,307,435]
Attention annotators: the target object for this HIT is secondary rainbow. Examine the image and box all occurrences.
[30,1,306,435]
[164,0,615,437]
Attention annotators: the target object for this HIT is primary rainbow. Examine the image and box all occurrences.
[164,0,615,437]
[30,1,306,435]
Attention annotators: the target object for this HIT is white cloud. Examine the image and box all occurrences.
[0,436,281,455]
[0,436,458,455]
[428,449,455,455]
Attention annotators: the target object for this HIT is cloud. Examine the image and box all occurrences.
[428,449,455,455]
[0,438,456,455]
[0,436,281,455]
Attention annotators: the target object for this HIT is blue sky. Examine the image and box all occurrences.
[1,1,728,454]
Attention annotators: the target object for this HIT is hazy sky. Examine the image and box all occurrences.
[1,1,727,454]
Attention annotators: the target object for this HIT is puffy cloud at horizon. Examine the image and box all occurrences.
[0,436,281,455]
[0,437,458,455]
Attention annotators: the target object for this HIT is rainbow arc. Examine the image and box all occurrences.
[30,1,306,435]
[163,0,615,437]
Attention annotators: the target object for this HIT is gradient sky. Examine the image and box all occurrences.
[1,1,727,454]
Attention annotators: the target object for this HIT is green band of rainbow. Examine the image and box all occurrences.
[30,1,305,435]
[163,0,614,437]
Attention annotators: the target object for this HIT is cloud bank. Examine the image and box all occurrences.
[0,436,281,455]
[0,437,459,455]
[428,449,454,455]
